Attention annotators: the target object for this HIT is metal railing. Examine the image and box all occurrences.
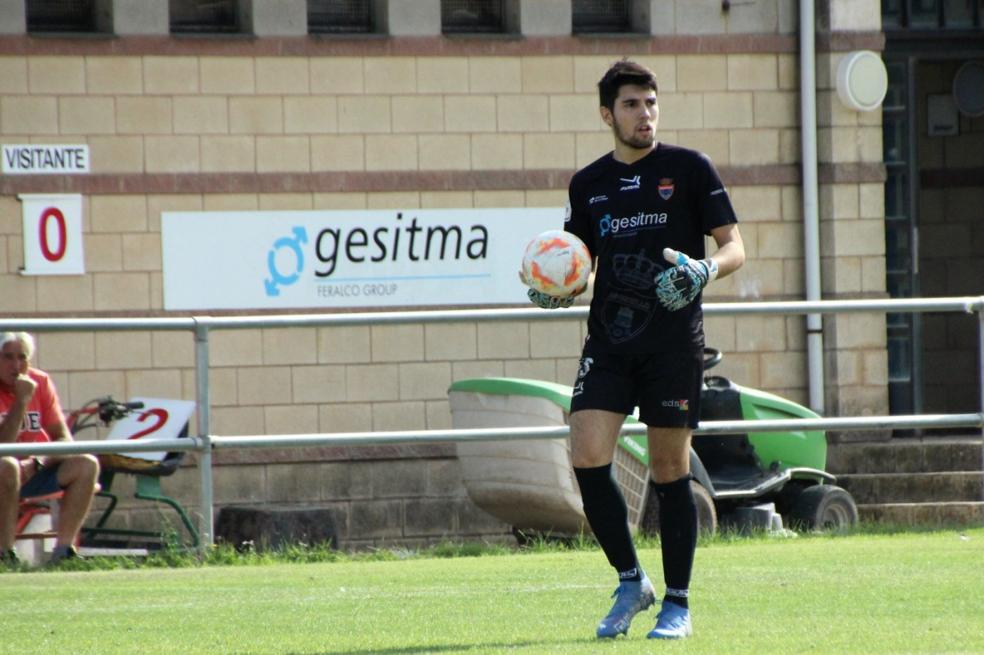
[2,295,983,551]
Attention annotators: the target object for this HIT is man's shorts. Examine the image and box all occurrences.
[20,464,62,498]
[569,339,703,429]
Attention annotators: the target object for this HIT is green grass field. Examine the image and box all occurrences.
[3,529,983,654]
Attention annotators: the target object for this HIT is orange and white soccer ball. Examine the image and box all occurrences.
[521,230,592,297]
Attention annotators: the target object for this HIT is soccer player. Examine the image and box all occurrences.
[0,332,100,566]
[523,59,745,639]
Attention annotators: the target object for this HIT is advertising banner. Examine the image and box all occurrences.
[162,208,563,310]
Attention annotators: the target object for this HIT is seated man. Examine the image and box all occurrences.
[0,331,100,565]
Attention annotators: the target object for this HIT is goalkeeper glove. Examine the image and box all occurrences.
[519,271,582,310]
[527,288,577,309]
[654,248,718,312]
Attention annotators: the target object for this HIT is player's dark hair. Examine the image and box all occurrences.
[598,59,658,111]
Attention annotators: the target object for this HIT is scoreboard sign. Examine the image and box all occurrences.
[18,194,85,275]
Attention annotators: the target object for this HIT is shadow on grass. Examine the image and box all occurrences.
[285,636,600,655]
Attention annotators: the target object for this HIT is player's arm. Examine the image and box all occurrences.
[33,416,73,469]
[706,223,745,279]
[39,376,72,471]
[0,375,35,443]
[40,377,71,443]
[44,417,72,443]
[654,225,744,312]
[0,401,27,444]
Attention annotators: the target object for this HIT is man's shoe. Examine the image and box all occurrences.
[48,545,83,566]
[595,576,656,638]
[647,600,692,640]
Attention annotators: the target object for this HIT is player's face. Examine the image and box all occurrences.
[605,84,658,151]
[0,341,29,387]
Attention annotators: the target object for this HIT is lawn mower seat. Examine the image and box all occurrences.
[83,422,199,549]
[698,375,774,492]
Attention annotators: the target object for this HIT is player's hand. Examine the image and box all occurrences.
[527,288,578,309]
[14,374,37,402]
[654,248,718,311]
[519,271,584,310]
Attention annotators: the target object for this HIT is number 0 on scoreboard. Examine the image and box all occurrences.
[18,193,86,275]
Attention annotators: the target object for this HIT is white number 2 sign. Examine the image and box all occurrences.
[105,398,197,462]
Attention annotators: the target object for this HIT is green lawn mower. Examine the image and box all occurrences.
[448,348,859,538]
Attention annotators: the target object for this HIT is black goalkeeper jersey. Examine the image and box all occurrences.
[565,142,738,354]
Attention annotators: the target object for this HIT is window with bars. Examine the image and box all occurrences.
[441,0,505,34]
[882,0,983,29]
[308,0,374,34]
[26,0,99,33]
[170,0,241,34]
[572,0,632,33]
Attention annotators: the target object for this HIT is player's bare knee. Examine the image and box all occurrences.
[59,454,100,487]
[78,454,100,485]
[0,456,19,482]
[649,452,690,483]
[569,429,611,469]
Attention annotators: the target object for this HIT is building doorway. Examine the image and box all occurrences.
[881,1,983,423]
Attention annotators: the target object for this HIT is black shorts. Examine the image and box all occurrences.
[20,464,62,498]
[569,339,703,429]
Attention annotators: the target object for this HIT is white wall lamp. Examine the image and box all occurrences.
[836,50,889,112]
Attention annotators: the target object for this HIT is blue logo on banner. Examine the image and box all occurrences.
[264,226,308,296]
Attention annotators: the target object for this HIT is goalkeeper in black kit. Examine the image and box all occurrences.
[522,59,745,640]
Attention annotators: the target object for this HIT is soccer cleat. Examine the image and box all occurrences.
[595,576,656,638]
[647,600,693,640]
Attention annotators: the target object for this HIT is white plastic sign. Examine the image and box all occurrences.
[2,144,90,174]
[161,208,564,310]
[18,194,85,275]
[105,398,196,462]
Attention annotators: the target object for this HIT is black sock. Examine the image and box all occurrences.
[574,464,640,581]
[651,475,697,609]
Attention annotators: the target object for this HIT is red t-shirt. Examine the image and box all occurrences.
[0,368,65,445]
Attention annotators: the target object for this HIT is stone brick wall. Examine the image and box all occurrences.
[813,44,891,418]
[0,0,896,546]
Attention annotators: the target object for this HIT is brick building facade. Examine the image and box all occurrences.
[1,0,980,548]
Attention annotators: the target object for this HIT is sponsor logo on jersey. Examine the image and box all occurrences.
[564,199,572,222]
[619,175,641,191]
[589,194,608,205]
[658,178,674,200]
[598,211,668,237]
[661,399,689,411]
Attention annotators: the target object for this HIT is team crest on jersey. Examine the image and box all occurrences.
[658,178,674,200]
[602,291,657,344]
